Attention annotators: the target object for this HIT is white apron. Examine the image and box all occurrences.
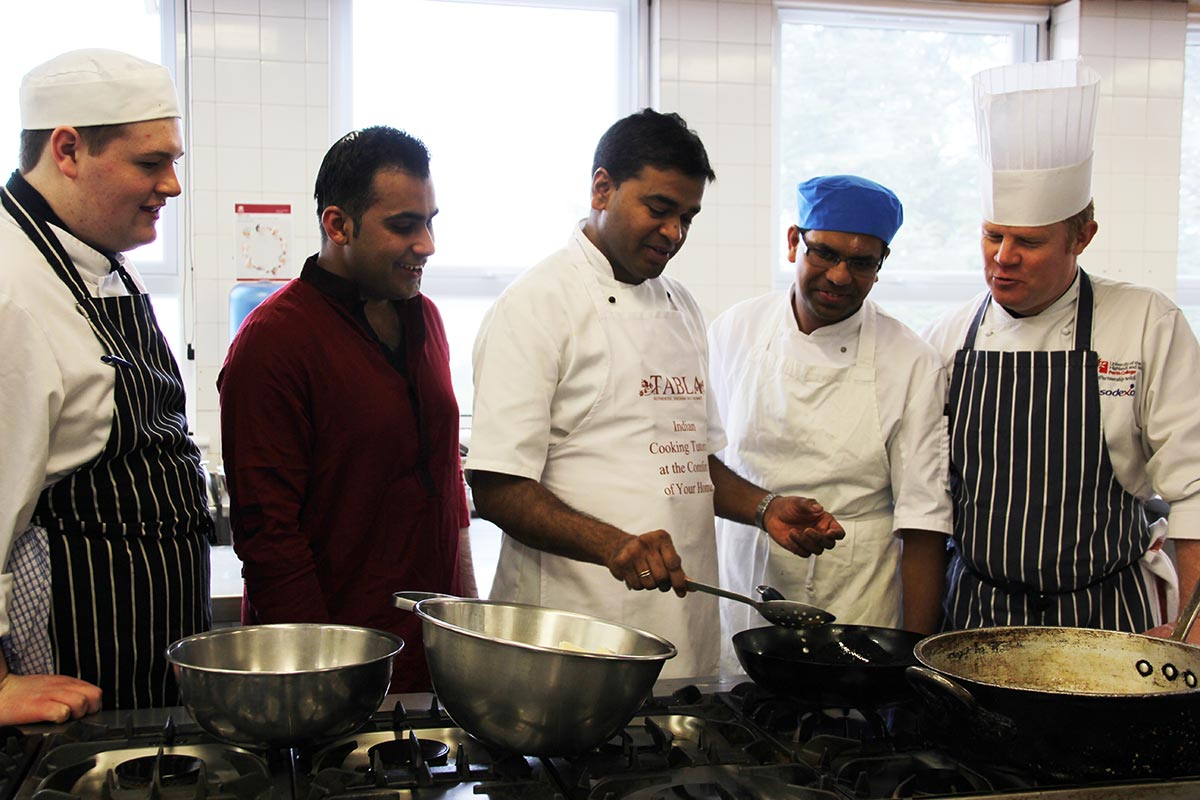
[489,244,720,679]
[716,298,900,671]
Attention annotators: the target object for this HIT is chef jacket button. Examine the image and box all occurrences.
[840,346,847,353]
[985,330,993,337]
[608,296,616,304]
[1062,326,1072,336]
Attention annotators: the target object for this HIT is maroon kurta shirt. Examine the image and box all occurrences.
[218,255,468,691]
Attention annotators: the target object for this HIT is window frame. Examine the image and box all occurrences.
[772,1,1047,318]
[135,0,182,292]
[141,0,187,370]
[1177,16,1200,312]
[328,0,644,299]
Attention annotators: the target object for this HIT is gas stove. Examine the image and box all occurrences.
[2,678,1198,799]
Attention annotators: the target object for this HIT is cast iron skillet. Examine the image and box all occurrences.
[733,624,924,707]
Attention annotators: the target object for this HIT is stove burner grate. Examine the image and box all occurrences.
[27,741,272,800]
[366,735,451,769]
[112,751,205,789]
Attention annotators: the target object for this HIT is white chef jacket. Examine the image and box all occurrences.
[710,293,952,539]
[468,224,726,483]
[708,293,951,654]
[0,205,136,637]
[923,270,1200,543]
[468,225,727,673]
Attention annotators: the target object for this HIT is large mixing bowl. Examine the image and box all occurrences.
[395,594,676,756]
[166,624,403,748]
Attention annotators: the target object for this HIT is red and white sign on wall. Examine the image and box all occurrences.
[234,203,292,280]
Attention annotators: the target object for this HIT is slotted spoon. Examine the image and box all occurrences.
[685,579,834,629]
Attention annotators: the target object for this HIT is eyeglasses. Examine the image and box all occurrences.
[799,231,884,277]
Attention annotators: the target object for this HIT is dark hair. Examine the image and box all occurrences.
[591,109,715,187]
[19,124,129,173]
[314,126,431,238]
[1064,199,1096,247]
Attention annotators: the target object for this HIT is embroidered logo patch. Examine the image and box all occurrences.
[1097,359,1140,398]
[640,375,704,398]
[1097,359,1140,379]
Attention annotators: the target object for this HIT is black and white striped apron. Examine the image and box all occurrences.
[945,270,1155,632]
[2,184,212,709]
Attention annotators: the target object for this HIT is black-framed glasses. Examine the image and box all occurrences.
[799,231,884,277]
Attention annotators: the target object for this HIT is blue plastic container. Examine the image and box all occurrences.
[229,281,285,341]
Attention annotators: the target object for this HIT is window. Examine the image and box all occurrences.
[0,0,184,359]
[0,1,164,177]
[1179,19,1200,330]
[333,0,640,409]
[777,2,1044,332]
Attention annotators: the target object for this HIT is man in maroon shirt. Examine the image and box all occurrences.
[218,126,476,691]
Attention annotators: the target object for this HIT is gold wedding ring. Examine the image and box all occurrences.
[638,569,653,579]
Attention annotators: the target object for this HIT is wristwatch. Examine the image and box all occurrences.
[754,492,779,532]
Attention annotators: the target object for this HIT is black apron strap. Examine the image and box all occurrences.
[3,181,211,708]
[1074,270,1094,351]
[960,294,991,350]
[1,186,94,304]
[945,268,1153,632]
[960,270,1093,352]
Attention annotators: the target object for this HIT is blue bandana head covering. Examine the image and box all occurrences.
[796,175,903,245]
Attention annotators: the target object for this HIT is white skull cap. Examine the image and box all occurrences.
[973,59,1100,227]
[20,48,180,129]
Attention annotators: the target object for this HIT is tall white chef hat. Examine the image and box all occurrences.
[973,59,1100,227]
[19,48,180,130]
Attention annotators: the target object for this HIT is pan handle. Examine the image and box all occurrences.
[905,665,978,714]
[907,665,1021,743]
[393,591,456,611]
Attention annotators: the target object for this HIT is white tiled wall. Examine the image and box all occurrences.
[183,0,1192,459]
[1050,0,1188,291]
[183,0,334,460]
[654,0,777,323]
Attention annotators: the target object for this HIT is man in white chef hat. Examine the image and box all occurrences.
[0,49,212,724]
[709,175,952,666]
[924,59,1200,639]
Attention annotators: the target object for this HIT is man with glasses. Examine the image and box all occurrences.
[709,175,952,657]
[923,60,1200,640]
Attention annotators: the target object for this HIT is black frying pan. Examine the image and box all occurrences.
[732,624,924,707]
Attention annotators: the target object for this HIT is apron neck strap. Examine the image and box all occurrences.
[1073,269,1094,351]
[780,288,877,365]
[855,301,878,371]
[1,179,140,299]
[961,294,990,350]
[960,269,1093,352]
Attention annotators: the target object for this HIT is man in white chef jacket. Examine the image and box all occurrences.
[0,49,212,723]
[924,59,1200,639]
[709,175,952,663]
[468,109,845,678]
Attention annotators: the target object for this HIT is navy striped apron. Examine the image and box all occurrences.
[945,270,1154,631]
[2,184,212,709]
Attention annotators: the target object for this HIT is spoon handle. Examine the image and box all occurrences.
[1173,576,1200,642]
[684,579,758,609]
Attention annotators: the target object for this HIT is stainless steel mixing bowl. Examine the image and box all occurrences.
[394,594,676,756]
[166,624,403,748]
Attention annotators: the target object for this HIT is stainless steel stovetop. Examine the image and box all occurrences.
[2,677,1198,799]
